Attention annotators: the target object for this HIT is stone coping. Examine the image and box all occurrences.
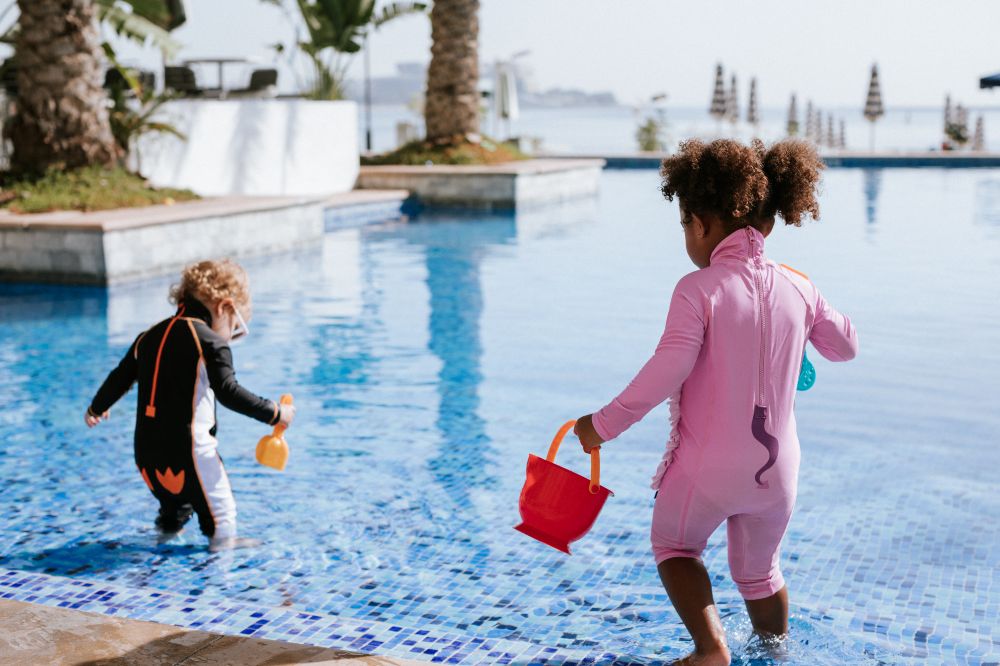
[359,158,605,176]
[0,189,410,233]
[0,598,425,665]
[356,159,605,210]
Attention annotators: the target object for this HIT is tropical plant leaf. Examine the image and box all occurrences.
[372,2,426,28]
[0,1,17,44]
[95,1,182,58]
[286,0,425,100]
[143,122,186,140]
[117,0,185,30]
[101,42,144,96]
[1,23,17,45]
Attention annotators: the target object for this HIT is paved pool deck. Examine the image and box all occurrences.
[0,598,426,665]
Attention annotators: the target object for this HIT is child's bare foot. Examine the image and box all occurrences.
[208,536,262,552]
[670,645,731,666]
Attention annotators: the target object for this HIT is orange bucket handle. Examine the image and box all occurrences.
[546,419,601,494]
[273,394,294,437]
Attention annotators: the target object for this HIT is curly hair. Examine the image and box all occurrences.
[659,138,824,228]
[169,259,252,317]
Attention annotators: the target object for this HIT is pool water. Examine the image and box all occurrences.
[1,170,998,665]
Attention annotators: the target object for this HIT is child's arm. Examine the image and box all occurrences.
[87,333,143,426]
[809,288,858,362]
[200,333,281,425]
[590,281,706,443]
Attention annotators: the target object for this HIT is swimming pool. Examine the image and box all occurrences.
[1,169,998,665]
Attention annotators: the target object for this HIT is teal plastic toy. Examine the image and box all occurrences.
[797,351,816,391]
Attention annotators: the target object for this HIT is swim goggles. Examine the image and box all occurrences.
[230,306,250,343]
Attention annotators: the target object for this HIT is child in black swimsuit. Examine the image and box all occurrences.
[86,259,295,551]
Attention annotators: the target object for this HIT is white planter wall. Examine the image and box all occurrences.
[135,99,359,196]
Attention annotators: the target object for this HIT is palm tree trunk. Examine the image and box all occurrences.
[424,0,480,143]
[8,0,120,174]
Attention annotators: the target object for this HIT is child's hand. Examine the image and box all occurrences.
[278,402,296,428]
[85,408,109,428]
[574,414,604,454]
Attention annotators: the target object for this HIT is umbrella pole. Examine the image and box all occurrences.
[364,36,373,152]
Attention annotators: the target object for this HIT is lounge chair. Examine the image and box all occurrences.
[228,68,279,98]
[164,66,206,97]
[105,68,158,97]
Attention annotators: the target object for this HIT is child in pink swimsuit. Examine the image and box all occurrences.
[574,139,857,666]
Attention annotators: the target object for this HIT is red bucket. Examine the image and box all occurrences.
[514,420,614,554]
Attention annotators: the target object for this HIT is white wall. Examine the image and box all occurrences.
[136,99,360,196]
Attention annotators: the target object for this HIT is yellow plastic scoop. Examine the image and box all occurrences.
[256,394,293,471]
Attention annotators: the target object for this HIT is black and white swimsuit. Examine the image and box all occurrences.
[89,298,278,538]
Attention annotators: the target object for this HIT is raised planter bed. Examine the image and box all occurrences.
[356,158,605,210]
[0,190,407,285]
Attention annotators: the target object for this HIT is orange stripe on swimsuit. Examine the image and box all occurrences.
[145,303,186,418]
[779,263,810,281]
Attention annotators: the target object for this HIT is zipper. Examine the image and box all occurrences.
[747,227,779,489]
[748,228,766,406]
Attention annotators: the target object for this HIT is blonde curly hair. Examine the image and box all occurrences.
[169,259,252,318]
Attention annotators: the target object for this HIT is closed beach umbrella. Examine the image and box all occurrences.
[826,115,835,148]
[727,74,739,125]
[864,63,885,150]
[944,94,952,130]
[787,93,799,136]
[494,62,519,138]
[805,100,814,141]
[815,110,823,144]
[955,104,970,147]
[747,77,759,128]
[973,115,985,151]
[710,63,727,122]
[839,119,847,149]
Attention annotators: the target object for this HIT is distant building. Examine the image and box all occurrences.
[519,87,618,108]
[349,61,619,108]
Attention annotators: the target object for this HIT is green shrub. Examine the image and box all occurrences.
[0,166,198,214]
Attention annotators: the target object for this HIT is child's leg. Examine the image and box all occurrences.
[657,558,731,665]
[744,586,789,637]
[189,450,238,540]
[726,503,794,637]
[651,466,731,664]
[186,449,261,551]
[154,500,193,535]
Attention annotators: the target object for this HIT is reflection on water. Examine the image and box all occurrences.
[975,179,1000,226]
[370,215,517,512]
[863,168,882,227]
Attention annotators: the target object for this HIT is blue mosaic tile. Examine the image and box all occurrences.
[1,171,999,664]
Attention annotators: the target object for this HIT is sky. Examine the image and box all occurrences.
[100,0,1000,109]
